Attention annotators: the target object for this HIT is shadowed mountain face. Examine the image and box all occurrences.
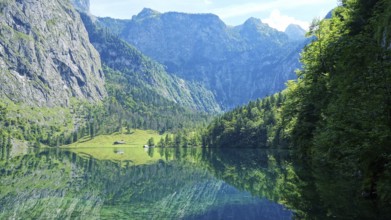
[98,8,308,109]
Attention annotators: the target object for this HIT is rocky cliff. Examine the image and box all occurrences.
[70,0,90,13]
[0,0,106,107]
[98,9,307,109]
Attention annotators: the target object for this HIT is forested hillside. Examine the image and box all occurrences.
[204,0,391,211]
[288,0,391,205]
[204,93,286,148]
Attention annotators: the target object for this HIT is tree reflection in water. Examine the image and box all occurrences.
[0,147,389,219]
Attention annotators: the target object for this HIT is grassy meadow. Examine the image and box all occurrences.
[62,129,165,164]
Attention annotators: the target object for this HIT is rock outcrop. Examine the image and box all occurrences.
[70,0,90,13]
[0,0,106,107]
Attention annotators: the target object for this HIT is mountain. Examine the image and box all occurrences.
[0,0,106,107]
[284,24,306,41]
[70,0,90,13]
[0,0,221,114]
[80,13,221,114]
[97,9,307,109]
[0,0,220,150]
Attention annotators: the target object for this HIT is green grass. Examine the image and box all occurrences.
[64,129,162,148]
[63,130,165,164]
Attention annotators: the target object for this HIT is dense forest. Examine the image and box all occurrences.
[203,93,286,148]
[204,0,391,209]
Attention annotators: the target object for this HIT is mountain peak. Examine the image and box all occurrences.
[241,17,275,32]
[243,17,263,26]
[284,24,306,41]
[136,8,161,19]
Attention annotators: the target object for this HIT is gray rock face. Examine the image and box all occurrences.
[0,0,106,107]
[70,0,90,13]
[98,9,307,109]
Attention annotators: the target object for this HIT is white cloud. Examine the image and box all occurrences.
[263,9,309,31]
[211,2,273,19]
[211,0,335,19]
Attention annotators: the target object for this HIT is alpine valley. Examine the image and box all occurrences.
[0,0,390,219]
[0,0,306,148]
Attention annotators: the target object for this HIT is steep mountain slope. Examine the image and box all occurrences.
[0,0,106,107]
[80,13,221,114]
[70,0,90,13]
[98,9,307,109]
[284,24,306,41]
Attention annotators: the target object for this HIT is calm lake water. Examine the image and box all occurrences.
[0,147,388,219]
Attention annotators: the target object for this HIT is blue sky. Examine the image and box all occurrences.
[90,0,339,31]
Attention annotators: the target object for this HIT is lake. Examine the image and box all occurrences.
[0,147,388,219]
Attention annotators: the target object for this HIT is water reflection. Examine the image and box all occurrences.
[203,148,391,219]
[0,147,388,219]
[0,148,292,219]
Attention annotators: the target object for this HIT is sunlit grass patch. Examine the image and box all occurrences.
[64,129,162,148]
[63,130,165,164]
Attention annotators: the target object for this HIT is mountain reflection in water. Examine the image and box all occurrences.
[0,147,388,219]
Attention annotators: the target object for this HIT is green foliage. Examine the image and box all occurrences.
[156,129,203,148]
[103,66,213,133]
[284,0,391,208]
[147,137,155,146]
[201,0,391,210]
[0,98,122,149]
[203,93,287,148]
[0,100,73,149]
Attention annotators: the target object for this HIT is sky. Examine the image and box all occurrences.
[90,0,339,31]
